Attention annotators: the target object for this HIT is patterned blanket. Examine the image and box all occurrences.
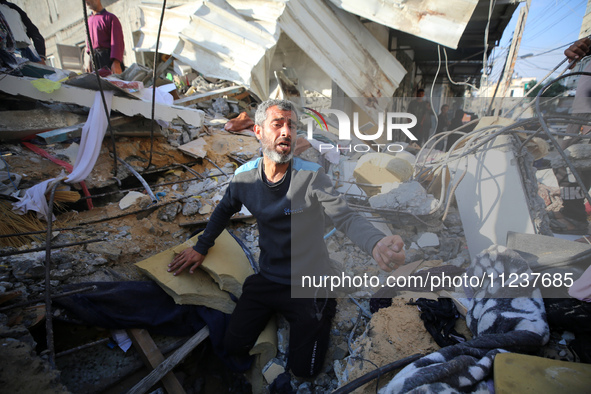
[380,245,550,394]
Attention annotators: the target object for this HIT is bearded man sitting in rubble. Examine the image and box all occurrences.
[167,99,405,377]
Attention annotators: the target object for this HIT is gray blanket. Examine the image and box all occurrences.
[380,245,550,394]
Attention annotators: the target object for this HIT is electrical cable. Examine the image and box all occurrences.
[428,45,443,145]
[443,47,479,91]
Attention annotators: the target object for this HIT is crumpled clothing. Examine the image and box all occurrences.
[67,91,113,183]
[224,111,254,133]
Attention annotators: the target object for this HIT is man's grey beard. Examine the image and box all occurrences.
[262,145,293,164]
[260,135,293,163]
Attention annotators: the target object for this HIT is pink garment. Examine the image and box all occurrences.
[569,264,591,302]
[87,9,124,62]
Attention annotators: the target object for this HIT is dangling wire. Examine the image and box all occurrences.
[81,0,118,177]
[146,0,168,170]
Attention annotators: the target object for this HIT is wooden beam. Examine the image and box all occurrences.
[126,327,210,394]
[127,329,186,394]
[174,86,245,107]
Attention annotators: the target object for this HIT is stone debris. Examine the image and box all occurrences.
[369,180,438,215]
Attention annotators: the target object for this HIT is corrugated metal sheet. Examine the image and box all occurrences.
[278,0,407,118]
[328,0,479,49]
[136,1,279,99]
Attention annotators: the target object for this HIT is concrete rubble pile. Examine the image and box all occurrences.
[0,1,590,393]
[1,68,589,392]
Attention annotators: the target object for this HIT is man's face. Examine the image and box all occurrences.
[255,106,297,164]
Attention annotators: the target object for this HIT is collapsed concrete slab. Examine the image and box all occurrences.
[0,74,204,128]
[328,0,479,50]
[137,1,279,100]
[454,134,548,261]
[278,0,406,119]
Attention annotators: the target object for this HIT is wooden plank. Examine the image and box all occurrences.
[174,86,244,107]
[126,327,210,394]
[128,329,186,394]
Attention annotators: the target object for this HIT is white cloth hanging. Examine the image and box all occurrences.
[13,91,113,221]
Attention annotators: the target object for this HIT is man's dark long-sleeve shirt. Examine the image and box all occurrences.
[193,157,385,285]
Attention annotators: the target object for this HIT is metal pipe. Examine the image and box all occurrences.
[204,157,228,177]
[117,158,158,203]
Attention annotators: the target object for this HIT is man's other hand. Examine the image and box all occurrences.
[111,59,122,75]
[565,37,591,69]
[168,247,205,276]
[372,235,405,272]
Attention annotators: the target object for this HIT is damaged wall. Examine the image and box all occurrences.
[12,0,144,70]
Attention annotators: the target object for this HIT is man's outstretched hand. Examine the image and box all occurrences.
[372,235,405,272]
[565,37,591,69]
[168,247,205,276]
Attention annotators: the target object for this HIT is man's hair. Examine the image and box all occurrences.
[254,99,298,126]
[441,104,449,111]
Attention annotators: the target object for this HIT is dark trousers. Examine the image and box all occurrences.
[92,48,124,71]
[223,273,336,377]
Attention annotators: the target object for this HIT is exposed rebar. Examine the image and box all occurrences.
[147,0,168,170]
[0,285,97,313]
[0,238,106,258]
[44,181,61,367]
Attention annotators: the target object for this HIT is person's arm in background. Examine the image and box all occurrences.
[565,37,591,69]
[109,14,124,74]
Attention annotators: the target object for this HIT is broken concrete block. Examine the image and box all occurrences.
[262,360,285,385]
[179,138,208,159]
[551,143,591,170]
[119,191,145,210]
[353,153,413,197]
[454,135,539,260]
[182,198,202,216]
[158,202,181,222]
[369,181,437,215]
[198,230,254,298]
[417,232,439,248]
[135,233,243,314]
[494,353,591,393]
[12,259,45,280]
[87,242,122,260]
[199,204,212,215]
